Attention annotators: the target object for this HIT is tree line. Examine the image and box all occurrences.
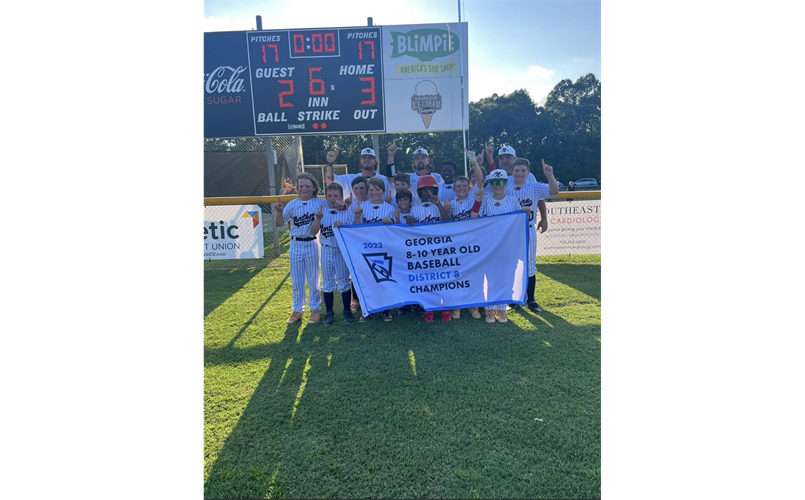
[204,73,601,185]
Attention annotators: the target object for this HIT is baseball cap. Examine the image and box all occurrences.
[412,148,429,157]
[498,146,516,157]
[486,170,508,182]
[360,148,376,157]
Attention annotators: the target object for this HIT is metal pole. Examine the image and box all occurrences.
[457,0,469,177]
[257,14,280,256]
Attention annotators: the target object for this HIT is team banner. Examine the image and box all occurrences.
[204,205,264,260]
[334,212,529,315]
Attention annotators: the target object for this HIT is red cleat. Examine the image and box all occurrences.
[441,310,452,323]
[424,311,434,322]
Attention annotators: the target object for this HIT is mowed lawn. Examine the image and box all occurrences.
[204,238,601,499]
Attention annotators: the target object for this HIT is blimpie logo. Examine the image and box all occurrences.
[362,252,396,283]
[390,29,460,62]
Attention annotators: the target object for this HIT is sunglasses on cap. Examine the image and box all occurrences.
[489,179,508,187]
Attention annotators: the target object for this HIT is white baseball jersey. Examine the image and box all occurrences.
[510,181,554,276]
[282,197,326,312]
[447,196,476,221]
[409,201,444,224]
[318,206,355,293]
[358,201,395,224]
[479,195,521,217]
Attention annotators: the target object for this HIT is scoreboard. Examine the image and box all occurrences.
[206,28,385,137]
[205,23,468,138]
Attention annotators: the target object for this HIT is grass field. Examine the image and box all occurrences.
[204,234,601,499]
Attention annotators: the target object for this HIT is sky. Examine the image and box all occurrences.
[203,0,601,105]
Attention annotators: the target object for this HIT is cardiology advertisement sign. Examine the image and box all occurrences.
[204,22,468,137]
[537,200,601,256]
[204,205,265,260]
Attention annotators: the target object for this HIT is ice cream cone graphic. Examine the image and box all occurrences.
[411,80,442,129]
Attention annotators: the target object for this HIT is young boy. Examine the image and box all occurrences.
[445,152,485,320]
[404,174,452,323]
[273,173,326,324]
[309,183,357,325]
[470,169,523,324]
[510,158,559,313]
[346,176,370,313]
[388,173,419,210]
[438,161,458,204]
[353,177,396,322]
[393,188,419,318]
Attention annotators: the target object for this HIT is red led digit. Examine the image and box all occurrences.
[263,44,278,63]
[293,34,304,53]
[360,77,375,105]
[358,41,375,60]
[312,33,323,52]
[325,33,335,52]
[309,68,325,95]
[279,80,294,107]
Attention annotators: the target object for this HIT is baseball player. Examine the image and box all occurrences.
[388,173,419,210]
[384,141,443,193]
[309,183,356,325]
[438,161,458,204]
[325,147,393,199]
[470,169,524,324]
[444,152,486,320]
[510,158,559,313]
[400,174,452,323]
[345,176,370,313]
[353,177,396,322]
[273,173,327,324]
[407,175,451,226]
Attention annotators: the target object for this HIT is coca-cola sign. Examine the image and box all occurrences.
[205,66,247,94]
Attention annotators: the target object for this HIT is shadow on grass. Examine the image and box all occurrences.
[204,308,602,499]
[203,233,291,316]
[537,264,601,302]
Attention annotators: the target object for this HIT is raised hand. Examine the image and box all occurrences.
[315,206,323,220]
[388,138,398,157]
[344,197,352,208]
[542,159,554,177]
[475,188,484,202]
[333,220,343,228]
[484,141,494,163]
[443,199,452,213]
[273,200,284,211]
[326,148,340,164]
[354,205,363,218]
[384,195,393,204]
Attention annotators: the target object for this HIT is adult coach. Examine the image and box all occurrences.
[325,147,393,200]
[384,140,443,194]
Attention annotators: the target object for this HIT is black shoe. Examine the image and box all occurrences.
[344,310,354,324]
[382,311,393,322]
[527,301,543,313]
[323,310,334,326]
[398,305,412,316]
[359,313,372,322]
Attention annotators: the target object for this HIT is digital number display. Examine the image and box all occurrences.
[246,27,384,135]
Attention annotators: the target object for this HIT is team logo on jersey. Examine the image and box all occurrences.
[362,253,396,283]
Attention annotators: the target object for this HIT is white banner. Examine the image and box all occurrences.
[203,205,265,260]
[537,200,601,255]
[334,212,529,315]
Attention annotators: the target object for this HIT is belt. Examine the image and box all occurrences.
[291,236,316,242]
[322,244,338,249]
